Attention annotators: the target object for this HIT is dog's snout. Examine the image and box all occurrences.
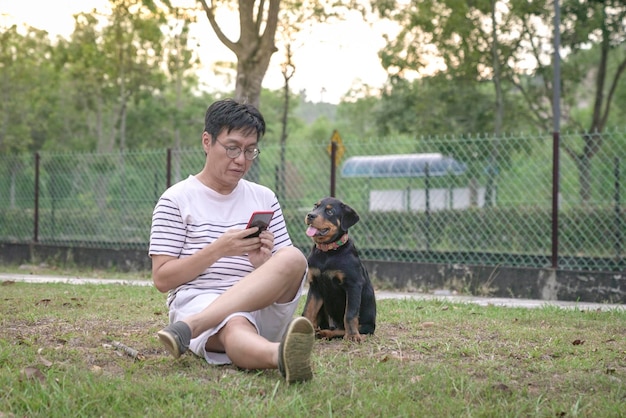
[306,213,317,222]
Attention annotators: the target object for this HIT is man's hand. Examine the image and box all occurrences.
[247,229,274,268]
[212,227,274,268]
[213,228,265,257]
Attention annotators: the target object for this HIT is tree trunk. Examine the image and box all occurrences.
[199,0,280,109]
[485,0,502,208]
[234,53,272,108]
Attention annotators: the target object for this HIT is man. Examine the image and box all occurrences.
[149,99,314,383]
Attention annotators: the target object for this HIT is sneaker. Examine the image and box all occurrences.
[278,316,315,383]
[157,321,191,359]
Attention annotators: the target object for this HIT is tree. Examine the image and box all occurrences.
[513,0,626,203]
[335,92,380,139]
[373,0,626,203]
[161,5,203,182]
[0,25,57,154]
[276,44,295,201]
[560,0,625,203]
[196,0,280,108]
[55,13,110,151]
[195,0,361,108]
[371,0,545,206]
[0,24,58,209]
[102,0,168,152]
[59,0,168,153]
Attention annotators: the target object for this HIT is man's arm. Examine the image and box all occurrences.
[152,228,264,292]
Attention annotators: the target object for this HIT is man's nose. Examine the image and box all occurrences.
[234,151,247,163]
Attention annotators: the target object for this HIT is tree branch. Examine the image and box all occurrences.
[198,0,237,52]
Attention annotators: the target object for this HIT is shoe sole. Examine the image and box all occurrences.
[282,317,314,383]
[157,330,182,359]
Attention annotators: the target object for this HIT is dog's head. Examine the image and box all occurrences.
[305,197,359,245]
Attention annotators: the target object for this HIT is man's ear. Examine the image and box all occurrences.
[202,132,212,153]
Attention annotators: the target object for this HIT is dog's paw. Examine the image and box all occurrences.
[316,329,333,339]
[345,333,365,343]
[317,329,347,340]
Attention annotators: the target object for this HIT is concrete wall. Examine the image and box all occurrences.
[2,243,624,304]
[0,243,152,272]
[363,260,626,304]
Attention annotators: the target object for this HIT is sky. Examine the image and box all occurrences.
[0,0,392,104]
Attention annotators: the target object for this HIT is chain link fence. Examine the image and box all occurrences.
[1,130,624,272]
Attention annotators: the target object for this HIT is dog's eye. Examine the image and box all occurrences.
[325,208,334,216]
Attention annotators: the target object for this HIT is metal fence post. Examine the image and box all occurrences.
[551,0,562,269]
[167,148,172,189]
[33,152,40,243]
[330,142,336,197]
[425,163,431,252]
[615,157,622,260]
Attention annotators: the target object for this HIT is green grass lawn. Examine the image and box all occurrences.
[1,278,625,417]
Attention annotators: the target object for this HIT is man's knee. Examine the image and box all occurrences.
[206,316,254,353]
[275,246,307,272]
[221,317,257,352]
[223,316,255,335]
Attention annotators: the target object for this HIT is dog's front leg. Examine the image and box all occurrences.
[344,286,364,342]
[302,291,324,331]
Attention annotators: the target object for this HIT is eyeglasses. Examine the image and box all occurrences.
[215,138,260,161]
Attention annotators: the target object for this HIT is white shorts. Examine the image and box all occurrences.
[167,277,305,365]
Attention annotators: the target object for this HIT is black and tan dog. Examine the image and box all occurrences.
[302,197,376,342]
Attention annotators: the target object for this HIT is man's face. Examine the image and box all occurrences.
[202,128,258,193]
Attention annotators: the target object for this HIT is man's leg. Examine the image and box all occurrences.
[157,246,307,356]
[186,246,306,337]
[209,316,277,369]
[215,316,314,383]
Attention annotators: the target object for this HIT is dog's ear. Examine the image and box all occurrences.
[340,203,360,231]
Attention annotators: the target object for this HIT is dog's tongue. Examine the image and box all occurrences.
[306,226,319,237]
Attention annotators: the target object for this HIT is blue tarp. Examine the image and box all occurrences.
[341,153,467,178]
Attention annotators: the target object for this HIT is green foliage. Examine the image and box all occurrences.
[334,95,380,138]
[0,25,59,154]
[259,88,305,144]
[2,0,624,163]
[373,76,499,136]
[369,0,626,206]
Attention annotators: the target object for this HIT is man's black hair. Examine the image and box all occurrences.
[204,99,266,143]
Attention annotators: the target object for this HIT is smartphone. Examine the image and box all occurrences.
[245,211,274,238]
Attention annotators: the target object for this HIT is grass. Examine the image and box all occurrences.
[1,270,625,417]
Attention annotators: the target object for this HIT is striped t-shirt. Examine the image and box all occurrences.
[149,175,292,306]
